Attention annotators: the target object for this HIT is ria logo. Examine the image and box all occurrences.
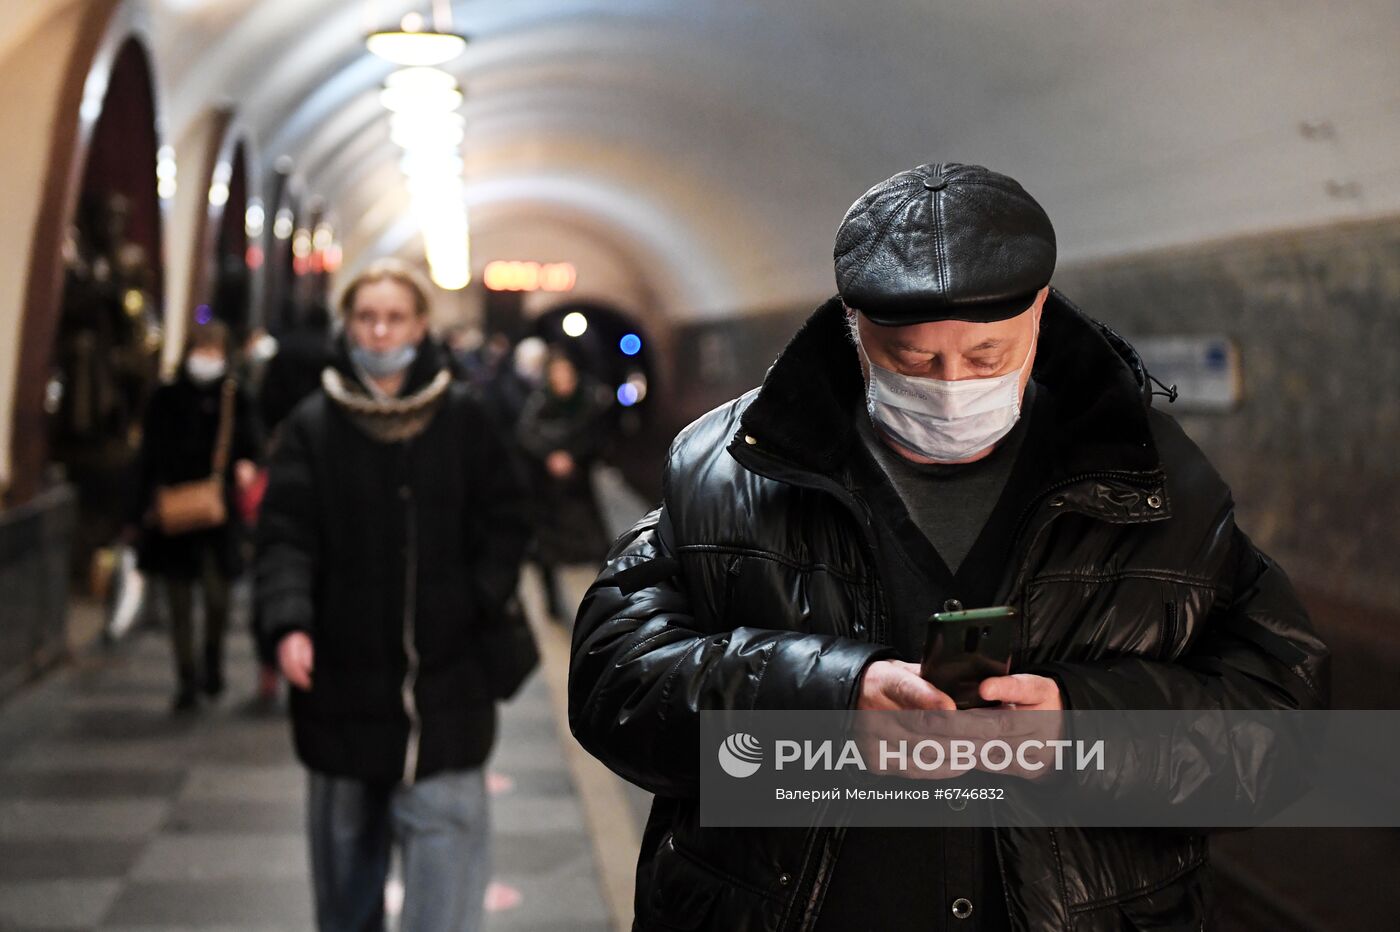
[718,733,764,778]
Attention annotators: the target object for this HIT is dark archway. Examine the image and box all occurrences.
[209,140,253,341]
[261,169,306,335]
[36,36,163,575]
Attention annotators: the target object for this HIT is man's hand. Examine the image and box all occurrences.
[278,632,315,691]
[978,673,1062,710]
[857,660,956,711]
[975,674,1064,781]
[856,661,958,779]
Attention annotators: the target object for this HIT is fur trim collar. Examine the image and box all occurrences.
[322,367,452,443]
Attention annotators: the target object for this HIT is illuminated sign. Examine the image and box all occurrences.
[483,260,577,292]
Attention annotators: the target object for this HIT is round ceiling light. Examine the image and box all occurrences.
[389,114,465,151]
[380,85,463,115]
[385,67,459,94]
[366,30,467,67]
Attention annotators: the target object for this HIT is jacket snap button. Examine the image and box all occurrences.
[948,798,967,812]
[951,897,973,919]
[399,485,412,500]
[1146,494,1163,509]
[744,434,758,446]
[943,599,962,613]
[1048,495,1065,508]
[778,872,792,886]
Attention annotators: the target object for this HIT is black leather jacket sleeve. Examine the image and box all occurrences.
[1039,525,1329,712]
[568,506,892,798]
[1032,524,1331,818]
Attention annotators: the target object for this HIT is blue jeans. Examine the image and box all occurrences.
[307,768,490,932]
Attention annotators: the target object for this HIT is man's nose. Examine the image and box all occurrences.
[373,322,389,338]
[940,359,973,381]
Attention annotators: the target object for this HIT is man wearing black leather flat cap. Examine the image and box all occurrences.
[569,163,1329,930]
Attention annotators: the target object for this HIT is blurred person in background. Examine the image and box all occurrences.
[129,319,261,712]
[256,260,529,932]
[259,302,334,432]
[477,334,545,432]
[516,349,612,622]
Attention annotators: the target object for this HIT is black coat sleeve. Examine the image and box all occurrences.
[254,406,319,654]
[230,386,263,466]
[568,504,892,798]
[461,399,532,620]
[1032,522,1331,821]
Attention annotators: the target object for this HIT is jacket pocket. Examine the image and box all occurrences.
[1114,862,1210,931]
[644,835,722,930]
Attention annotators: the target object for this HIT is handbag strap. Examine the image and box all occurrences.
[210,378,237,476]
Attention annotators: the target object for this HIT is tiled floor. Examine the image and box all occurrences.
[0,470,658,931]
[0,620,613,931]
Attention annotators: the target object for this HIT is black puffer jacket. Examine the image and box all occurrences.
[569,292,1329,931]
[257,340,530,784]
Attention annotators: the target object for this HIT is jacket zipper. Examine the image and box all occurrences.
[400,485,422,786]
[988,469,1164,929]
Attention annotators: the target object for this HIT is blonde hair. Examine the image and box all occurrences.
[339,259,433,318]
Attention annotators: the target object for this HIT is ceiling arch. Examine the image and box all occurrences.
[115,0,1400,322]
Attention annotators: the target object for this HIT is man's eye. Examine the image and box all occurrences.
[970,358,1001,370]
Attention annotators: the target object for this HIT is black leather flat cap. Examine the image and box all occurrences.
[834,162,1056,324]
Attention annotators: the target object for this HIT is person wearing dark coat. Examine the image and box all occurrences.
[259,303,333,435]
[131,319,261,710]
[567,164,1330,931]
[256,260,530,932]
[516,350,612,619]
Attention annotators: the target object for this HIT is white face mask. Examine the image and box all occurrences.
[858,323,1036,462]
[186,355,227,385]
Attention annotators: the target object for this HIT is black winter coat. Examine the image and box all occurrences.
[568,292,1330,931]
[256,342,531,784]
[134,375,260,579]
[517,382,612,564]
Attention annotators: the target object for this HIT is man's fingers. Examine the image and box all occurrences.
[979,673,1051,706]
[886,670,956,711]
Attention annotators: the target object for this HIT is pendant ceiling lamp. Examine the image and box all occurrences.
[365,6,466,67]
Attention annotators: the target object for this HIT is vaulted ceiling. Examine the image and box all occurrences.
[83,1,1400,316]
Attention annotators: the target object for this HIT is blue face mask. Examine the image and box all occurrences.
[350,343,417,379]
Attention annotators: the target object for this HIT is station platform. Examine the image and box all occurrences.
[0,469,657,931]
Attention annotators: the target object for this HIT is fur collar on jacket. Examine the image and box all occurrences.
[321,336,453,443]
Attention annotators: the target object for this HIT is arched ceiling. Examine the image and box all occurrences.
[120,0,1400,319]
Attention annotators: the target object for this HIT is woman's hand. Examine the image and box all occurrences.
[278,632,315,691]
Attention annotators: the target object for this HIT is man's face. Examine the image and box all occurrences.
[852,285,1048,398]
[347,279,427,354]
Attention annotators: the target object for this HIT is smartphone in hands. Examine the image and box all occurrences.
[920,606,1016,709]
